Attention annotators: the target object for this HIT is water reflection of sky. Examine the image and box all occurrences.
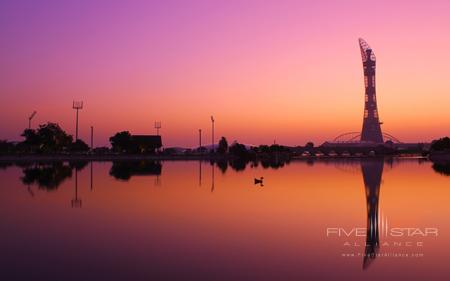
[0,159,449,281]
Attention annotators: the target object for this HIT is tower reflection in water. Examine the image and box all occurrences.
[361,158,384,269]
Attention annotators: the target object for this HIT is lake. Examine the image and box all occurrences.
[1,158,449,281]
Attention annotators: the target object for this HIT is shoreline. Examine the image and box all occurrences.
[429,152,450,162]
[0,153,428,162]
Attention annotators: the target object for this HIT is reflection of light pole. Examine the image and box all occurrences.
[210,116,215,153]
[211,163,215,192]
[71,169,82,208]
[27,185,35,197]
[155,175,161,186]
[28,111,36,130]
[73,101,83,141]
[199,160,202,186]
[90,161,93,191]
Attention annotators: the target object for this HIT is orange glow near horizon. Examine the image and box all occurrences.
[1,1,450,147]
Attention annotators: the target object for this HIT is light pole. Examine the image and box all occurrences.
[28,111,37,130]
[210,116,215,153]
[90,126,94,150]
[155,121,161,136]
[73,101,83,141]
[199,129,202,152]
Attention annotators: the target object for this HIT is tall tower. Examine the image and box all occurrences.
[359,38,383,143]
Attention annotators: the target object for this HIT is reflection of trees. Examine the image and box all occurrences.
[109,161,162,181]
[432,162,450,176]
[229,159,247,172]
[211,157,291,173]
[260,158,289,169]
[69,160,89,171]
[0,162,14,170]
[216,159,228,174]
[21,162,73,191]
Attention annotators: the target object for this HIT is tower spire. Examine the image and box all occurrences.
[359,38,383,143]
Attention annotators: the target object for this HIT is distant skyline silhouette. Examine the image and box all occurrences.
[1,0,449,147]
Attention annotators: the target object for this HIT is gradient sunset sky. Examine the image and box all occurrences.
[1,0,449,147]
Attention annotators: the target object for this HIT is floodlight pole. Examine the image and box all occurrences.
[73,101,83,141]
[90,126,94,149]
[199,129,202,152]
[155,121,161,136]
[210,116,215,153]
[76,109,79,140]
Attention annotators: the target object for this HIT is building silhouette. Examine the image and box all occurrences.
[359,38,383,143]
[131,135,162,153]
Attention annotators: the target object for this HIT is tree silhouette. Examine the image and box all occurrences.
[21,129,40,146]
[70,139,90,152]
[0,140,15,154]
[217,137,228,154]
[38,123,73,152]
[431,137,450,151]
[229,142,249,158]
[110,131,132,152]
[305,142,314,149]
[20,123,72,153]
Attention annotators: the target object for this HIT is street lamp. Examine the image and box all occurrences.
[28,111,37,130]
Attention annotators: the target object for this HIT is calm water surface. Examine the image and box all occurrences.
[1,158,449,281]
